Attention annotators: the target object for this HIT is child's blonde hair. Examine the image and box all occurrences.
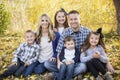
[25,30,35,34]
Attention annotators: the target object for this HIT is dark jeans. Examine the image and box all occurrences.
[34,62,47,74]
[56,63,74,80]
[1,58,26,78]
[86,58,106,78]
[23,61,39,77]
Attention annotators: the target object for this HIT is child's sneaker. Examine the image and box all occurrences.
[104,72,113,80]
[77,74,83,80]
[95,75,103,80]
[0,75,4,80]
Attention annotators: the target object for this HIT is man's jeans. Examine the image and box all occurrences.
[34,62,47,74]
[44,60,87,77]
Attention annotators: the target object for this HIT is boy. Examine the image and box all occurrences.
[57,36,80,80]
[0,30,40,79]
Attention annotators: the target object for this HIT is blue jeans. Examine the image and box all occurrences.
[34,62,47,74]
[23,61,39,77]
[1,58,26,77]
[44,60,86,77]
[57,63,74,80]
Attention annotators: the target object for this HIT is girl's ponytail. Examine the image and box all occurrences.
[96,27,104,38]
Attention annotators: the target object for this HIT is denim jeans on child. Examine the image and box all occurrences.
[44,60,86,77]
[23,61,39,77]
[1,58,26,77]
[56,63,74,80]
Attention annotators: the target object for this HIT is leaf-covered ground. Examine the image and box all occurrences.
[0,33,120,80]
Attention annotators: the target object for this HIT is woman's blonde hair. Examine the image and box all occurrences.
[36,14,55,44]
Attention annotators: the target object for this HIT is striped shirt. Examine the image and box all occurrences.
[12,43,40,64]
[56,25,90,53]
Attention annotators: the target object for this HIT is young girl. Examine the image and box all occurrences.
[33,14,60,75]
[54,8,69,35]
[80,28,113,80]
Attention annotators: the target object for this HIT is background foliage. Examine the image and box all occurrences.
[0,0,117,34]
[0,4,10,35]
[0,0,120,80]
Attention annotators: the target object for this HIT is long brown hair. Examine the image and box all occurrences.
[54,9,69,29]
[82,32,106,53]
[36,14,55,44]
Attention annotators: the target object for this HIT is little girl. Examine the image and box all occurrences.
[80,28,113,80]
[54,8,69,35]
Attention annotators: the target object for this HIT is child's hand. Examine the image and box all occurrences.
[106,62,115,73]
[9,61,17,67]
[95,51,100,54]
[93,52,101,58]
[57,61,63,69]
[65,61,73,65]
[24,62,30,67]
[12,61,17,65]
[95,51,101,58]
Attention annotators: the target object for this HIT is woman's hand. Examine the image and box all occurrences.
[53,28,58,32]
[49,57,56,62]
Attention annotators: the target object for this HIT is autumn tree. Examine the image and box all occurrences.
[0,4,10,35]
[113,0,120,35]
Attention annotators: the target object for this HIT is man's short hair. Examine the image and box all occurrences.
[68,10,79,15]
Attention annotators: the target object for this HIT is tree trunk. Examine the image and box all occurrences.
[113,0,120,35]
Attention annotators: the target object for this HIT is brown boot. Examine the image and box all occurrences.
[104,72,113,80]
[95,75,103,80]
[44,72,54,80]
[77,74,83,80]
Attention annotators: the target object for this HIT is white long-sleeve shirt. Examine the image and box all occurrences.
[38,36,53,63]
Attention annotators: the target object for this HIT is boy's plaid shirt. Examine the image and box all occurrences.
[12,43,40,64]
[56,26,91,53]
